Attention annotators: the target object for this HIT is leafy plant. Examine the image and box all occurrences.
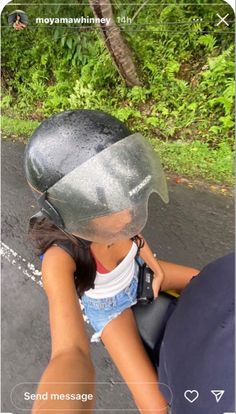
[1,1,234,185]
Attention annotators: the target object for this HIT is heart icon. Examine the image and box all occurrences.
[184,390,199,403]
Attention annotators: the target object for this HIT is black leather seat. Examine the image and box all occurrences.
[132,293,177,367]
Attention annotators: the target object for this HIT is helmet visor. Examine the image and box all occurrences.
[47,133,169,243]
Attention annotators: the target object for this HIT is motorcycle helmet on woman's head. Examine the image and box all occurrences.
[24,109,169,244]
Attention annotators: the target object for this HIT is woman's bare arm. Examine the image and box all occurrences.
[32,246,95,413]
[138,234,199,293]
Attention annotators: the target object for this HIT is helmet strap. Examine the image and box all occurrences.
[37,192,90,249]
[38,191,64,228]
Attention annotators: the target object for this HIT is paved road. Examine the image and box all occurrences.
[1,140,234,413]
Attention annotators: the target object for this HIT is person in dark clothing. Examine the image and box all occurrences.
[158,253,235,414]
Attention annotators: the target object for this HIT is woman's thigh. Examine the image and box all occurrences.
[158,260,199,292]
[101,308,167,412]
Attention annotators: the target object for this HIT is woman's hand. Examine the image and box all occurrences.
[152,263,165,299]
[137,234,166,299]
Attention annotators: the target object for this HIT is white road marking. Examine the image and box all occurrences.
[0,241,43,287]
[0,242,89,322]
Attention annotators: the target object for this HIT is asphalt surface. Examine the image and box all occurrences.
[1,140,234,413]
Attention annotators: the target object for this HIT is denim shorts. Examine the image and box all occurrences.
[80,262,140,343]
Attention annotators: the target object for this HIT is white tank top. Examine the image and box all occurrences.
[85,242,138,299]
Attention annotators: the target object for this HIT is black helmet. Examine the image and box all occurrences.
[25,109,131,193]
[25,109,168,243]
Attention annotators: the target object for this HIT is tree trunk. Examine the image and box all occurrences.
[89,0,141,87]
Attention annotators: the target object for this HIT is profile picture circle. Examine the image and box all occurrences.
[8,10,28,30]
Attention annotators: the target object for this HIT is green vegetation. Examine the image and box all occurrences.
[1,116,39,139]
[150,138,234,186]
[1,116,233,185]
[1,1,235,186]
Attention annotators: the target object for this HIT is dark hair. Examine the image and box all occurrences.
[29,215,144,297]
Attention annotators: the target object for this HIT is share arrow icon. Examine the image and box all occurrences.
[211,390,225,402]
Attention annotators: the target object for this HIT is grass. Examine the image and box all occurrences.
[1,116,40,139]
[149,137,234,187]
[1,116,234,188]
